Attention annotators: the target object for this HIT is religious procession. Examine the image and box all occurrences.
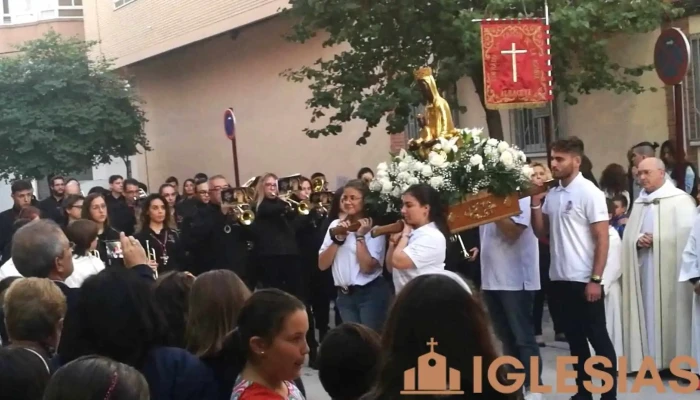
[1,0,700,400]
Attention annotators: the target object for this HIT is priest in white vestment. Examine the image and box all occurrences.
[679,212,700,374]
[621,157,697,372]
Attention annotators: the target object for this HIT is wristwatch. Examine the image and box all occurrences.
[590,275,602,284]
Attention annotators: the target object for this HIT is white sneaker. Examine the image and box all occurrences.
[524,391,544,400]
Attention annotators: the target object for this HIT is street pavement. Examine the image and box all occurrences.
[299,305,700,399]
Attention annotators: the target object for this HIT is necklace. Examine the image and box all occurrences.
[149,230,169,265]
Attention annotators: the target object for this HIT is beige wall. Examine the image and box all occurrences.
[0,19,84,56]
[83,0,288,68]
[127,16,389,190]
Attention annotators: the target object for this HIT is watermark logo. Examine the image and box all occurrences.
[400,337,464,395]
[400,337,699,395]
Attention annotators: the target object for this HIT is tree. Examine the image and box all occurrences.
[283,0,682,144]
[0,30,149,180]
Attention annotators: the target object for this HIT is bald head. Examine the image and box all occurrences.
[637,157,666,193]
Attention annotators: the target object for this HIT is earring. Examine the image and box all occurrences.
[260,351,265,355]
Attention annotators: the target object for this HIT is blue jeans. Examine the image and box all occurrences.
[483,290,543,388]
[335,277,390,332]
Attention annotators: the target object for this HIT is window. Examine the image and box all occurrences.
[0,0,82,25]
[114,0,136,9]
[685,35,700,144]
[509,107,552,155]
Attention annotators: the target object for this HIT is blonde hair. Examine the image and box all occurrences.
[255,173,278,209]
[3,278,67,343]
[530,162,552,180]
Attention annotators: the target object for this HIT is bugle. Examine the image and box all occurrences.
[370,220,405,238]
[279,192,310,216]
[233,205,255,225]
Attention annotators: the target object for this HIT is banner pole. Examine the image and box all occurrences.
[544,0,555,169]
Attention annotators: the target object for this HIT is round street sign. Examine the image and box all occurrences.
[224,108,236,140]
[654,28,690,85]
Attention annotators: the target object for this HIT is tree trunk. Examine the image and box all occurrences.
[471,72,504,141]
[123,157,132,178]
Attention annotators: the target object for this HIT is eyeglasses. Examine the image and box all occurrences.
[197,191,210,196]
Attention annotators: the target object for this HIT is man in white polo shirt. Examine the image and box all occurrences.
[480,196,542,400]
[531,137,617,400]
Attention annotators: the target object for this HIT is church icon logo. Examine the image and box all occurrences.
[400,337,464,395]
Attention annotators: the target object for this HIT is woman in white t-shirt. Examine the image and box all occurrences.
[386,184,448,293]
[318,180,391,332]
[64,219,105,288]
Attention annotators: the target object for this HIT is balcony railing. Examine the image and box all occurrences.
[1,0,83,25]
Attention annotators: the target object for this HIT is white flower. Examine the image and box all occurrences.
[380,179,393,194]
[497,141,510,153]
[407,176,419,185]
[401,184,411,193]
[439,136,459,154]
[396,149,408,160]
[486,138,498,146]
[500,151,514,167]
[521,165,534,178]
[428,151,448,168]
[421,165,433,177]
[518,151,527,162]
[432,143,443,151]
[410,161,424,173]
[429,176,444,189]
[397,171,411,181]
[398,161,410,172]
[377,162,388,171]
[376,170,388,179]
[469,155,483,166]
[391,186,401,197]
[369,179,383,192]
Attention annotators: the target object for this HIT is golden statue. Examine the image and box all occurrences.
[411,67,458,145]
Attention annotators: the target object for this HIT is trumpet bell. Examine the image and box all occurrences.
[238,210,255,225]
[297,201,310,216]
[312,177,326,192]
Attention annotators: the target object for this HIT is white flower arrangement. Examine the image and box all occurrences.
[366,128,533,214]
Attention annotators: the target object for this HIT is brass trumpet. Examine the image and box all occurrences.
[312,177,326,192]
[146,240,159,279]
[279,192,310,216]
[310,177,333,215]
[233,205,255,225]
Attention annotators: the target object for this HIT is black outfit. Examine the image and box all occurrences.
[0,206,21,264]
[175,198,198,227]
[316,216,343,328]
[179,202,253,281]
[97,226,124,267]
[252,198,302,298]
[533,237,565,337]
[38,195,65,225]
[294,208,329,362]
[105,195,136,236]
[134,227,183,273]
[445,228,481,288]
[552,281,617,400]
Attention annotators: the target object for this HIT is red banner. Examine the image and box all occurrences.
[480,19,553,110]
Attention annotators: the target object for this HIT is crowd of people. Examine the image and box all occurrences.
[0,136,699,400]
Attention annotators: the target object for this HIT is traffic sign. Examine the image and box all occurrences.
[654,28,690,85]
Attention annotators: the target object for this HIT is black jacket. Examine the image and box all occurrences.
[134,227,183,273]
[38,195,65,225]
[106,195,136,236]
[180,202,253,277]
[252,198,299,257]
[0,206,21,263]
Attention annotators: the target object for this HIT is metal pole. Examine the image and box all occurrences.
[232,137,241,187]
[674,82,687,186]
[544,0,556,168]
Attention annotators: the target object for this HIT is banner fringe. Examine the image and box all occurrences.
[485,102,549,110]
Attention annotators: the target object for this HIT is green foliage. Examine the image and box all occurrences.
[283,0,682,144]
[0,30,149,180]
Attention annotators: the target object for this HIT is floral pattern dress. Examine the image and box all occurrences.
[230,377,305,400]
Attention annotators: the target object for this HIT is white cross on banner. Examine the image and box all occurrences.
[501,43,528,83]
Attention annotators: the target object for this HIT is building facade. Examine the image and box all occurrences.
[0,0,132,209]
